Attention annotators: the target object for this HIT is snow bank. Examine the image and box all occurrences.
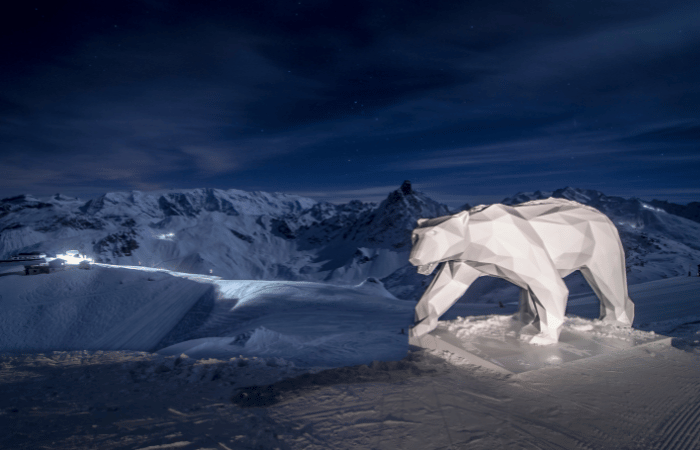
[159,326,410,367]
[158,277,414,367]
[0,267,215,352]
[0,265,415,369]
[444,314,662,344]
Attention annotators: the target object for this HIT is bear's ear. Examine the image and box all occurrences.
[416,218,428,227]
[457,210,470,225]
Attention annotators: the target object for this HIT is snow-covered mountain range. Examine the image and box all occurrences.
[2,183,699,301]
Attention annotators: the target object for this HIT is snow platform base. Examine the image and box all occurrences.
[409,315,673,375]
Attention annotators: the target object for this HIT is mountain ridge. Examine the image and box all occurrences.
[2,184,699,301]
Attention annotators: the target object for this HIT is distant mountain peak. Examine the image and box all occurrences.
[399,180,413,196]
[503,187,612,206]
[1,194,41,204]
[386,180,441,209]
[385,181,416,205]
[352,181,451,248]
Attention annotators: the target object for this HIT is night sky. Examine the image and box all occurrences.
[2,0,699,207]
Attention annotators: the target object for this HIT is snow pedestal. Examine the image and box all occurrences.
[409,314,672,375]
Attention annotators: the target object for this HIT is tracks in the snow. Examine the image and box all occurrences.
[654,379,700,450]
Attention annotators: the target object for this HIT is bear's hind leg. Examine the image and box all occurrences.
[519,288,537,325]
[579,266,634,326]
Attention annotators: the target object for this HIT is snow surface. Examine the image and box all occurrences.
[1,262,699,449]
[0,265,414,367]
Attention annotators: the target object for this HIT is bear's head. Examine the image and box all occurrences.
[409,210,470,275]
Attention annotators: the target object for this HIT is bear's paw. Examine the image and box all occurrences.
[528,333,559,346]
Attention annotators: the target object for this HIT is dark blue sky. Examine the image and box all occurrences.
[1,0,699,206]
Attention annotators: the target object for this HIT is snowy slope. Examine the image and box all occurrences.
[1,269,698,449]
[648,199,700,224]
[156,275,413,367]
[0,265,414,367]
[2,262,698,365]
[0,267,216,352]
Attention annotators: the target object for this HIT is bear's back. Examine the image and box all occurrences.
[514,198,615,268]
[467,198,601,221]
[467,198,613,269]
[508,197,603,220]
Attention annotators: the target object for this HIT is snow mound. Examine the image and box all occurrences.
[565,316,657,342]
[231,352,442,408]
[158,326,411,368]
[353,277,398,299]
[119,351,309,387]
[444,314,660,344]
[0,267,216,352]
[0,264,414,369]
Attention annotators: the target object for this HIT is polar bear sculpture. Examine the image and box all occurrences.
[409,198,634,345]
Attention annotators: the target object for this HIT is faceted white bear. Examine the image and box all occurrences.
[409,198,634,345]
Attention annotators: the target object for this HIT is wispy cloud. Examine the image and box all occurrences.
[290,184,402,204]
[383,116,700,172]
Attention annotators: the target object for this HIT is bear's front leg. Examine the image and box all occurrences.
[529,332,559,346]
[409,306,439,338]
[518,278,568,345]
[411,261,481,337]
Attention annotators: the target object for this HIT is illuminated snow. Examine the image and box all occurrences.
[641,203,665,213]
